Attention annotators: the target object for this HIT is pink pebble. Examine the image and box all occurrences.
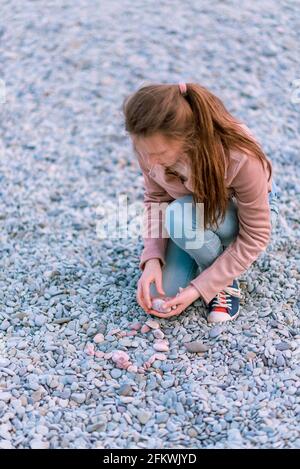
[151,298,172,313]
[153,329,165,340]
[145,353,168,368]
[147,355,156,365]
[155,339,169,345]
[111,350,133,369]
[93,333,104,344]
[112,350,130,363]
[147,354,158,365]
[85,344,95,356]
[115,360,131,370]
[121,361,132,369]
[118,331,127,337]
[153,340,169,352]
[95,351,105,358]
[141,325,151,334]
[129,322,142,331]
[153,352,167,361]
[145,319,160,330]
[126,330,137,337]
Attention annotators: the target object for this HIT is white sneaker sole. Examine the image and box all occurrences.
[207,305,240,324]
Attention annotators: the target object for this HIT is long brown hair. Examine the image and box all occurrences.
[122,82,272,230]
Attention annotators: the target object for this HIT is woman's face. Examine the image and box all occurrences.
[132,133,185,168]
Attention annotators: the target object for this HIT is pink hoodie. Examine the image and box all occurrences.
[134,124,274,305]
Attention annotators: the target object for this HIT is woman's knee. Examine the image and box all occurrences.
[165,196,221,253]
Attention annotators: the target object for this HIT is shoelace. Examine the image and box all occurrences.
[211,285,242,312]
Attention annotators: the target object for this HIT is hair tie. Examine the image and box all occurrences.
[178,82,187,95]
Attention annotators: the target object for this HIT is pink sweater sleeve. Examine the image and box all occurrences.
[134,147,175,271]
[190,153,272,304]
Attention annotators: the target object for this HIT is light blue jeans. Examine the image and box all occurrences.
[150,181,280,298]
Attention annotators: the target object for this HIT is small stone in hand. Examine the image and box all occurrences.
[151,297,172,313]
[151,289,182,313]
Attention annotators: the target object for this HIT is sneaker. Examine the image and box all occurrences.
[207,279,241,323]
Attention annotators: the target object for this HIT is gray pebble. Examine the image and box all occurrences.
[110,368,122,379]
[276,354,285,367]
[275,341,291,351]
[137,410,152,425]
[0,319,10,331]
[209,326,223,339]
[34,315,47,327]
[185,341,210,353]
[118,384,133,396]
[71,393,86,404]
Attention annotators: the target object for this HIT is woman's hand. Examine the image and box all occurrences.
[136,258,165,313]
[146,284,201,319]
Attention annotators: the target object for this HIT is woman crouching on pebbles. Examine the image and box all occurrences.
[122,82,279,323]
